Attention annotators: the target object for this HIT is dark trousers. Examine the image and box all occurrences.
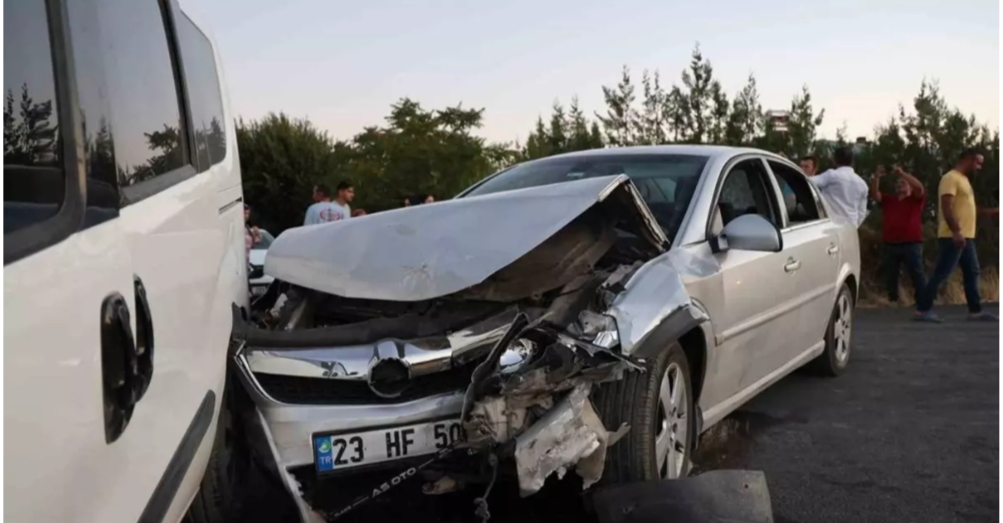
[917,238,982,313]
[881,242,926,303]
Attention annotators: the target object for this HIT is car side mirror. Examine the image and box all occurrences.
[710,214,783,253]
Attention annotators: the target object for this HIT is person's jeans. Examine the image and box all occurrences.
[881,242,926,303]
[917,238,982,313]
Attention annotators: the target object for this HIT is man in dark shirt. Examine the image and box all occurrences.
[870,165,927,305]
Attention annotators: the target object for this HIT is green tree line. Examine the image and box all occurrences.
[237,44,999,303]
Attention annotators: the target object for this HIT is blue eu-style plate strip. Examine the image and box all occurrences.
[315,436,334,472]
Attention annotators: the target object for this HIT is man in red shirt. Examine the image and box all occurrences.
[870,165,927,304]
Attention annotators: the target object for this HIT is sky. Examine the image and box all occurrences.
[185,0,999,145]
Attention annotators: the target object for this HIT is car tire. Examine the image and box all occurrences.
[807,283,854,377]
[183,394,248,523]
[592,340,693,484]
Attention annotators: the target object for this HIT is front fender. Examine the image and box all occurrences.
[606,254,709,360]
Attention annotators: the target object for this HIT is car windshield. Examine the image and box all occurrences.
[460,153,709,242]
[252,229,275,250]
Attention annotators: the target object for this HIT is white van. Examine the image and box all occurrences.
[4,0,247,522]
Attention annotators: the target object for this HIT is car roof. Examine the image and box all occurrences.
[535,144,784,162]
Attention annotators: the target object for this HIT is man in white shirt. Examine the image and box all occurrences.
[809,146,869,227]
[304,181,354,225]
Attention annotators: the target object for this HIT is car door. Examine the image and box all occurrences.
[703,156,804,402]
[4,1,140,521]
[766,159,841,359]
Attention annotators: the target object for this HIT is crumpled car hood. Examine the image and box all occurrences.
[264,175,667,301]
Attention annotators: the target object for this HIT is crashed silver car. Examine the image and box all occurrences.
[231,145,860,522]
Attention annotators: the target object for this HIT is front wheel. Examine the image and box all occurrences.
[592,341,693,483]
[808,283,854,377]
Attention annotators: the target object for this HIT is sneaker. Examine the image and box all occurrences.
[912,311,943,323]
[967,312,999,322]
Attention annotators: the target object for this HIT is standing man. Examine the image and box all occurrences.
[303,181,355,225]
[915,149,998,322]
[800,155,818,177]
[809,146,869,227]
[870,165,927,304]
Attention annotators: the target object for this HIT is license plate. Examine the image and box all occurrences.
[250,285,267,297]
[314,418,462,473]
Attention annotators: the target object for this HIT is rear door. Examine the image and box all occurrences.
[703,156,802,401]
[765,159,842,357]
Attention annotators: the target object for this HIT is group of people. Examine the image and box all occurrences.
[802,146,997,322]
[304,181,362,225]
[301,183,439,225]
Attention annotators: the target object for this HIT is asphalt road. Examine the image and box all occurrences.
[243,305,999,523]
[693,304,999,523]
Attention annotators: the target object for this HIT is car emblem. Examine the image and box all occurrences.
[367,340,412,398]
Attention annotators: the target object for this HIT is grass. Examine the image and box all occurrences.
[858,265,999,308]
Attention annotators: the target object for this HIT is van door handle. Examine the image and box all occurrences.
[101,292,138,443]
[133,276,154,401]
[101,277,155,444]
[827,243,839,255]
[784,258,801,273]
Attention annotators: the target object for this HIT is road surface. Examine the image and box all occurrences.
[693,304,999,523]
[243,305,999,523]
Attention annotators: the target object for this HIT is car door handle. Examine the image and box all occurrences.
[827,243,839,255]
[784,258,801,273]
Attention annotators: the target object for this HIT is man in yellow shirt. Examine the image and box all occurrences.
[915,148,998,322]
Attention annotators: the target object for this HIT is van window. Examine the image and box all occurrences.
[97,0,189,203]
[4,0,65,235]
[177,13,227,172]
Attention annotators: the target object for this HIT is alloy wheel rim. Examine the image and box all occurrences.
[834,294,852,364]
[655,362,688,479]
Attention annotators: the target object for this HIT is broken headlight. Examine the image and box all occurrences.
[499,338,536,374]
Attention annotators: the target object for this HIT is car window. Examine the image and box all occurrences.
[177,13,226,172]
[460,153,709,243]
[767,160,824,225]
[711,158,780,236]
[97,0,190,204]
[4,0,65,235]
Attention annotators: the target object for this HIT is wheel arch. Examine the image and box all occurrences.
[678,326,707,405]
[839,268,858,305]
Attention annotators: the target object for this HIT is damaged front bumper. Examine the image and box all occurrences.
[231,295,645,522]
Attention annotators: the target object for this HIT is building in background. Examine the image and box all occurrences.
[766,110,791,132]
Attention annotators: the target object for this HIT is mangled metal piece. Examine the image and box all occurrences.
[512,384,610,496]
[460,313,646,499]
[588,470,775,523]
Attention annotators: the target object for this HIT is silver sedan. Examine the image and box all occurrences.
[232,145,860,522]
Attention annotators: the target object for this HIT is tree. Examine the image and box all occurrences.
[596,66,639,146]
[237,113,345,231]
[674,45,729,144]
[638,70,667,145]
[4,84,58,166]
[724,74,763,146]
